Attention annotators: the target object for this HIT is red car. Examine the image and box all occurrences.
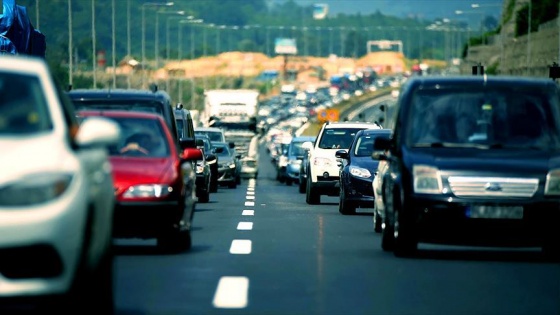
[78,110,203,252]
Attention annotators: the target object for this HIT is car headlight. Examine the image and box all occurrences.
[349,166,372,179]
[207,159,217,165]
[313,157,333,167]
[229,162,236,169]
[545,169,560,195]
[123,184,173,198]
[413,165,442,194]
[0,173,74,206]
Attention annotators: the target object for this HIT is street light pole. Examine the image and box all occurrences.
[68,0,73,89]
[112,0,116,88]
[142,2,175,89]
[92,0,96,88]
[127,0,131,88]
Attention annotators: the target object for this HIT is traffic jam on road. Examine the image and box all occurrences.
[1,0,560,311]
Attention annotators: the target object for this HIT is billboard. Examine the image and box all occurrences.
[274,38,297,55]
[313,4,328,20]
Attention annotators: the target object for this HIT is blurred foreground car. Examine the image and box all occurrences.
[336,128,392,214]
[78,110,203,253]
[374,76,560,259]
[0,55,120,313]
[372,130,393,232]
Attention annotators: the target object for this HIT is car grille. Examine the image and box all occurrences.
[447,176,539,198]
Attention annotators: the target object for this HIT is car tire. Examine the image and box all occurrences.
[236,174,241,185]
[392,192,418,257]
[381,185,394,251]
[199,189,210,203]
[542,237,560,262]
[306,175,320,205]
[286,178,293,186]
[373,211,382,233]
[158,229,192,253]
[210,176,218,193]
[339,185,356,215]
[299,176,306,194]
[229,181,237,189]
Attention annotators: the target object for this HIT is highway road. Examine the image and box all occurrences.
[114,126,560,314]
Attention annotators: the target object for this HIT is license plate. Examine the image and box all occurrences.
[467,206,524,219]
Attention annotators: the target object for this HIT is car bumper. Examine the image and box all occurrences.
[344,176,375,206]
[0,177,88,298]
[217,167,236,183]
[407,196,560,246]
[286,164,301,180]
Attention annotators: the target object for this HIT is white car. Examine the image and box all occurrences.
[0,55,120,312]
[305,121,380,204]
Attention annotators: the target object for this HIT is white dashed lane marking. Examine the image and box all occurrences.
[212,276,249,308]
[247,191,255,195]
[246,195,255,200]
[244,201,255,207]
[242,210,254,216]
[237,222,253,230]
[229,239,252,254]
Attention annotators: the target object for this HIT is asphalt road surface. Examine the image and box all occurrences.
[113,138,560,315]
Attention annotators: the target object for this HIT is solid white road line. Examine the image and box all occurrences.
[237,222,253,230]
[212,276,249,308]
[242,210,254,216]
[244,201,255,207]
[230,239,252,254]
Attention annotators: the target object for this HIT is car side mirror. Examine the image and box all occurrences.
[181,148,203,162]
[373,137,391,151]
[180,137,196,149]
[229,142,236,149]
[335,149,349,159]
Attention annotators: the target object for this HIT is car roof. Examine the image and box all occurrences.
[68,88,172,102]
[77,109,164,121]
[195,127,224,132]
[404,75,559,88]
[323,121,381,129]
[359,128,393,136]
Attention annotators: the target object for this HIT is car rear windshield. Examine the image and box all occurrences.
[101,116,170,157]
[72,100,165,118]
[407,86,560,150]
[0,72,53,135]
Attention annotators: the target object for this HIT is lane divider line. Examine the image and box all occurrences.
[247,191,255,195]
[229,239,252,254]
[242,210,254,216]
[246,195,255,200]
[244,201,255,207]
[212,276,249,309]
[237,222,253,230]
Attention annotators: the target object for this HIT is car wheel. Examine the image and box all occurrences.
[199,189,210,203]
[373,211,382,233]
[381,186,394,251]
[542,237,560,262]
[210,177,218,193]
[339,185,356,215]
[392,191,418,257]
[229,181,237,189]
[299,176,306,194]
[286,178,293,186]
[305,174,320,205]
[236,174,241,185]
[158,229,192,253]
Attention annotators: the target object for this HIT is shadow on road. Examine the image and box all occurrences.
[411,247,554,264]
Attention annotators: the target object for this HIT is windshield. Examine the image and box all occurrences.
[407,87,560,149]
[72,100,165,117]
[98,116,170,157]
[196,130,225,142]
[0,72,52,135]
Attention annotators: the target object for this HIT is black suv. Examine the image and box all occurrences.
[68,86,196,150]
[373,76,560,259]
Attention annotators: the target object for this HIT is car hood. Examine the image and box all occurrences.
[403,147,560,174]
[110,156,174,185]
[0,135,77,184]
